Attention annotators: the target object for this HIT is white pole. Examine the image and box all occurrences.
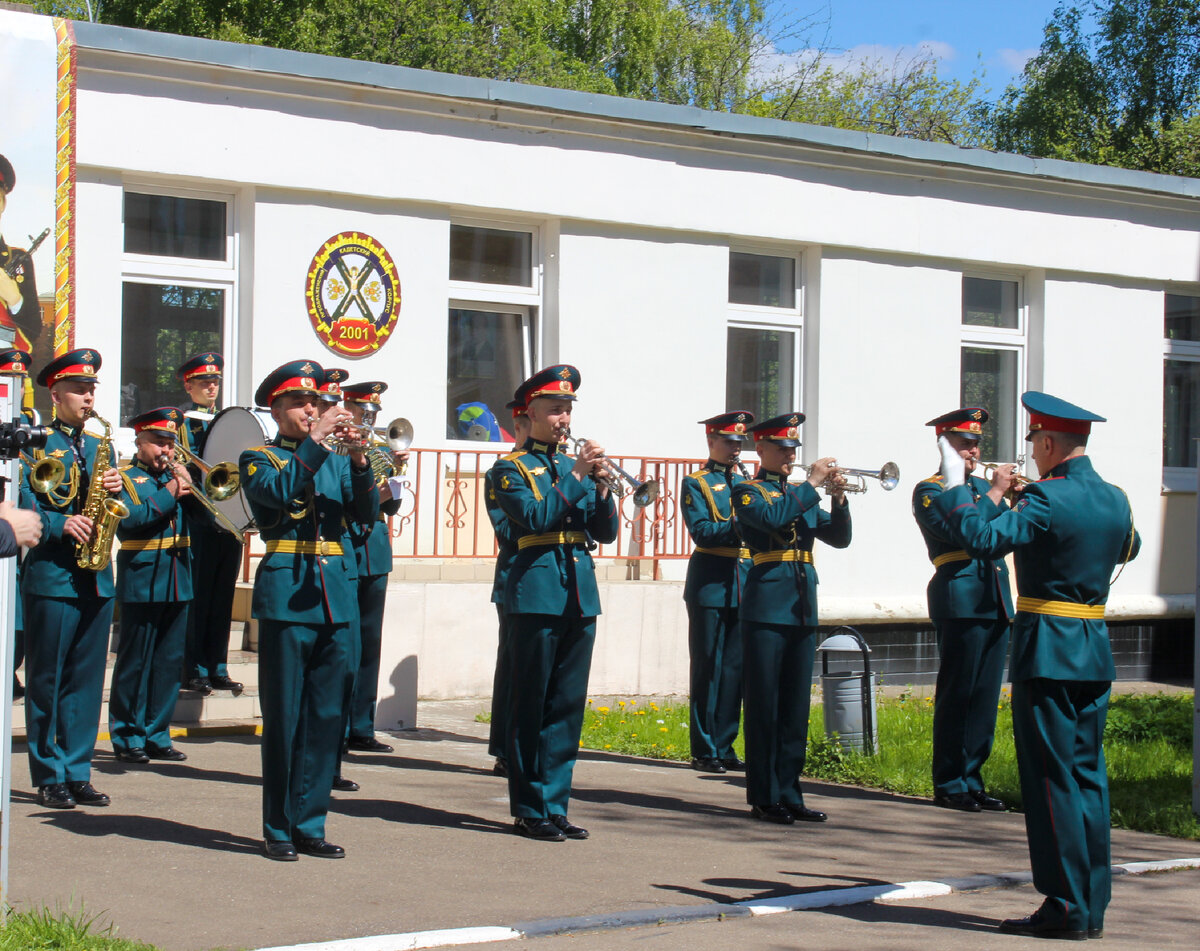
[0,379,18,913]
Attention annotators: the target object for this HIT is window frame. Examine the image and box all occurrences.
[726,247,803,322]
[960,272,1027,467]
[447,218,540,299]
[1162,293,1200,490]
[121,182,236,270]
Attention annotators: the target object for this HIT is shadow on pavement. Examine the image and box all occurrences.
[31,812,261,855]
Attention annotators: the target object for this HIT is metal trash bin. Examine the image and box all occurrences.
[817,625,877,754]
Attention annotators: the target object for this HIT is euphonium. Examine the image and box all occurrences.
[75,410,130,571]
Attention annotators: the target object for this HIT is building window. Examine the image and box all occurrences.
[1164,293,1200,473]
[726,250,801,423]
[120,187,234,427]
[446,222,538,440]
[960,275,1025,463]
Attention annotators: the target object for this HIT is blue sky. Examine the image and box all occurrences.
[768,1,1075,99]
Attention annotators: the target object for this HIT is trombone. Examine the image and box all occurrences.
[172,442,245,539]
[793,461,900,495]
[561,429,659,508]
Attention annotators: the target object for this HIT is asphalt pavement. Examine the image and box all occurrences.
[5,699,1199,951]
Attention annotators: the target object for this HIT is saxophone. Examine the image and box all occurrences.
[75,410,130,571]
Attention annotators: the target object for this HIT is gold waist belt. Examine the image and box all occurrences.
[120,536,191,552]
[1016,596,1105,619]
[517,531,588,550]
[694,546,751,559]
[932,550,970,568]
[265,539,344,556]
[752,550,814,567]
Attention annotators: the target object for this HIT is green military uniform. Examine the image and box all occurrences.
[680,411,754,771]
[491,366,618,831]
[733,413,851,818]
[934,392,1139,938]
[109,408,194,758]
[485,458,522,769]
[913,407,1013,809]
[3,350,33,699]
[240,361,379,851]
[20,349,115,803]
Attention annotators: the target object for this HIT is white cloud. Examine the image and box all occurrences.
[995,47,1039,74]
[751,39,960,86]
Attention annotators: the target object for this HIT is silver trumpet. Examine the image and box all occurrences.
[558,427,659,507]
[793,461,900,494]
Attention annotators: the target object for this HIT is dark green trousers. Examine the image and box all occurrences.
[686,604,743,760]
[347,573,387,739]
[109,602,188,754]
[932,617,1010,796]
[505,613,595,818]
[487,604,511,761]
[187,523,241,679]
[1012,678,1111,933]
[258,619,353,843]
[742,621,815,807]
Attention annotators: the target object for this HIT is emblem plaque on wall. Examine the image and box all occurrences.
[305,231,401,357]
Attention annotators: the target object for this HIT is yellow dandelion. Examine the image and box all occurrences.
[597,706,610,714]
[604,744,612,749]
[659,727,668,733]
[631,733,638,738]
[618,700,627,708]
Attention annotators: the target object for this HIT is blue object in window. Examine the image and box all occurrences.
[456,402,502,441]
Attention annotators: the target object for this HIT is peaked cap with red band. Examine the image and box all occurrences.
[1023,391,1105,439]
[699,410,754,440]
[319,367,349,403]
[343,381,387,406]
[926,407,988,441]
[176,352,224,382]
[0,349,31,376]
[36,348,101,388]
[751,412,805,448]
[515,364,580,405]
[506,398,527,419]
[129,406,182,436]
[254,359,324,408]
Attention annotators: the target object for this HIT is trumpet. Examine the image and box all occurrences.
[980,460,1034,487]
[558,427,659,508]
[792,461,900,495]
[172,443,246,539]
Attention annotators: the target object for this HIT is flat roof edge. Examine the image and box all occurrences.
[69,18,1200,201]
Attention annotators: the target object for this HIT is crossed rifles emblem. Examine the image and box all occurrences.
[328,256,381,324]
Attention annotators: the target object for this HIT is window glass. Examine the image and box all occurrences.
[962,277,1019,329]
[124,193,227,260]
[1164,358,1200,468]
[446,307,528,440]
[1165,294,1200,342]
[726,327,795,423]
[450,226,532,286]
[120,282,223,425]
[960,346,1017,462]
[729,252,795,308]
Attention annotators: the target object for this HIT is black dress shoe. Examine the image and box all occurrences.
[294,837,345,858]
[332,774,359,791]
[37,783,76,809]
[690,757,727,774]
[750,804,795,824]
[1088,928,1104,939]
[549,814,589,839]
[721,756,746,771]
[970,790,1007,811]
[785,804,827,822]
[66,781,110,806]
[187,677,213,695]
[492,758,509,777]
[513,817,566,841]
[209,675,244,692]
[998,909,1087,940]
[346,735,394,753]
[263,840,299,861]
[934,792,982,812]
[115,748,150,764]
[146,746,187,761]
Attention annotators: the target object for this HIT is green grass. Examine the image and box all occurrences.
[0,906,160,950]
[574,691,1200,840]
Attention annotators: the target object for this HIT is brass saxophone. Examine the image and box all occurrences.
[75,410,130,571]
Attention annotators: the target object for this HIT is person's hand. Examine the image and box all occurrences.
[572,439,605,483]
[986,462,1020,505]
[62,514,94,544]
[938,436,965,487]
[101,467,123,494]
[805,456,837,489]
[827,469,849,504]
[0,500,42,548]
[168,463,193,498]
[310,406,352,445]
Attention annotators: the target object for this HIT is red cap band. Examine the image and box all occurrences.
[270,375,319,402]
[1028,412,1092,436]
[183,363,222,382]
[935,420,983,437]
[45,363,98,387]
[754,424,801,442]
[133,418,179,435]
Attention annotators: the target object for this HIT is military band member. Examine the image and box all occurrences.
[109,408,196,764]
[0,155,43,349]
[2,348,35,699]
[318,368,349,407]
[485,399,530,777]
[933,392,1139,940]
[491,365,618,841]
[177,352,243,695]
[20,348,123,809]
[913,408,1013,813]
[342,381,407,754]
[681,411,754,774]
[240,361,379,861]
[733,413,849,824]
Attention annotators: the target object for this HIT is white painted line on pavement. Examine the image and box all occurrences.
[739,880,954,915]
[254,926,521,951]
[1116,858,1200,874]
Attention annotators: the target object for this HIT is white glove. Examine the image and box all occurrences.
[386,476,406,499]
[938,436,965,488]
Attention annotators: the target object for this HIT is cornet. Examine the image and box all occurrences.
[557,427,659,507]
[792,461,900,495]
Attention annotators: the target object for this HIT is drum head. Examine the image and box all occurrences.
[204,407,277,533]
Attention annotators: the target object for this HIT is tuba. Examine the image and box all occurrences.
[75,410,130,571]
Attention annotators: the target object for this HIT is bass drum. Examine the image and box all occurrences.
[203,407,277,533]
